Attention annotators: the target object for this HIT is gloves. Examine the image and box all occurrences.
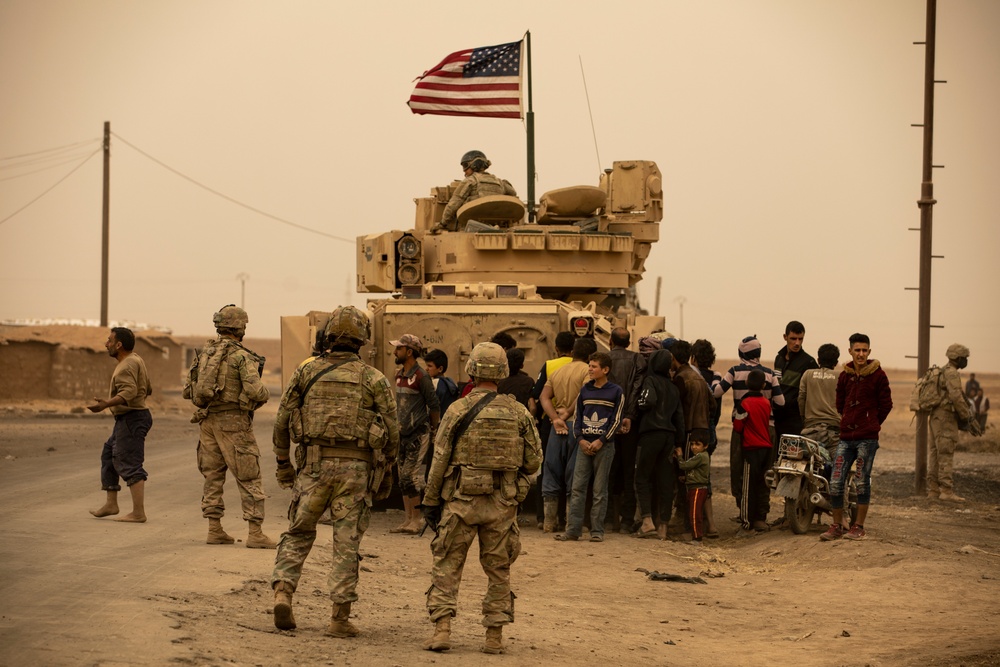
[275,460,296,489]
[421,504,443,532]
[968,419,984,437]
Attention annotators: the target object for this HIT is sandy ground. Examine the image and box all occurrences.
[1,373,999,667]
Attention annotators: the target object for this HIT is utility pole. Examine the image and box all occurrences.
[911,0,943,494]
[654,276,662,317]
[675,296,687,340]
[100,121,110,327]
[236,273,250,309]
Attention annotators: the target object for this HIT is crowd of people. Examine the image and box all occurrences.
[84,307,982,653]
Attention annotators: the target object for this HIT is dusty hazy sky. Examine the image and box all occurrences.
[1,1,998,373]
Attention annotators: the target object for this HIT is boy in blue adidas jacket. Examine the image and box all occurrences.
[556,352,623,543]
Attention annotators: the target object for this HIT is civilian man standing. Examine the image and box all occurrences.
[820,333,892,541]
[606,327,645,532]
[391,334,440,534]
[773,321,818,439]
[88,327,152,523]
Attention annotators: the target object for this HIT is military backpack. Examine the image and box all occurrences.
[909,365,945,413]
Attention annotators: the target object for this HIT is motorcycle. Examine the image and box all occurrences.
[767,433,856,535]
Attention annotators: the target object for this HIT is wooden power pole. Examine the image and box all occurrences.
[100,121,110,327]
[912,0,942,494]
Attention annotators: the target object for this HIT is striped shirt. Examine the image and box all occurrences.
[713,361,785,423]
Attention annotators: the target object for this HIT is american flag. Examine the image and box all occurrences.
[407,40,523,119]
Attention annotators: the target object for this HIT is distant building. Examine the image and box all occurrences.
[0,324,183,401]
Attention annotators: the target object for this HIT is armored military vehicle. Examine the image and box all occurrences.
[280,160,665,387]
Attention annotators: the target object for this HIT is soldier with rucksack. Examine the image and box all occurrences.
[926,344,977,502]
[184,305,275,548]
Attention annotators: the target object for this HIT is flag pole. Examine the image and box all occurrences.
[525,31,535,222]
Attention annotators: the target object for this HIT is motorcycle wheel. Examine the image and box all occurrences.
[784,481,815,535]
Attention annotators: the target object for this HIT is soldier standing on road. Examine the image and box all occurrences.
[183,305,276,548]
[391,333,440,534]
[431,150,517,234]
[88,327,152,523]
[421,342,542,654]
[928,344,976,503]
[269,306,400,635]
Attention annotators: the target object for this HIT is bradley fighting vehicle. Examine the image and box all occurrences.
[279,160,664,387]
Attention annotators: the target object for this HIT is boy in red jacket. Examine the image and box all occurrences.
[820,333,893,541]
[733,369,772,536]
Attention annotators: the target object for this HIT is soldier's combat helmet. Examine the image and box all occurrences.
[324,305,370,349]
[460,150,491,173]
[213,304,249,331]
[946,343,970,360]
[465,342,509,381]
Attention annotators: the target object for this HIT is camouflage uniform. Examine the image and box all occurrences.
[189,337,270,521]
[928,362,972,495]
[270,351,399,603]
[440,172,517,231]
[423,387,542,626]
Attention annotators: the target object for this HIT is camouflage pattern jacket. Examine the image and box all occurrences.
[423,387,542,507]
[273,351,400,465]
[441,172,517,228]
[939,364,972,421]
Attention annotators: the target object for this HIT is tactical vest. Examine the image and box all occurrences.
[449,394,522,470]
[300,358,378,446]
[472,172,506,198]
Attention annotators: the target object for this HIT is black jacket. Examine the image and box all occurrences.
[636,349,685,435]
[773,347,818,423]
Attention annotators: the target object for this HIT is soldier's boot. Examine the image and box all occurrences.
[543,498,558,533]
[246,521,277,549]
[272,582,296,630]
[206,518,235,545]
[422,616,452,651]
[482,626,504,654]
[326,603,359,638]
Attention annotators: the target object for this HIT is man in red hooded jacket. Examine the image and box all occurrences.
[820,333,893,542]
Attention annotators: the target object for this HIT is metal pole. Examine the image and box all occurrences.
[676,296,687,340]
[914,0,938,494]
[100,121,110,327]
[525,31,535,222]
[236,273,249,309]
[654,276,662,317]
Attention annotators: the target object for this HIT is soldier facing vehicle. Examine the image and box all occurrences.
[421,342,542,654]
[269,305,400,636]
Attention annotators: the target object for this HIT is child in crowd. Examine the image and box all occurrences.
[424,349,458,417]
[734,369,772,536]
[675,428,712,543]
[556,352,623,543]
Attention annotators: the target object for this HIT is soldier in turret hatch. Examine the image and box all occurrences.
[431,150,517,233]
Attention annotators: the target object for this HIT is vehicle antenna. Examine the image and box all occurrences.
[578,55,602,174]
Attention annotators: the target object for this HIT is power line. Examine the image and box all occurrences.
[0,138,100,162]
[0,151,103,182]
[0,149,101,227]
[0,147,101,171]
[111,132,354,244]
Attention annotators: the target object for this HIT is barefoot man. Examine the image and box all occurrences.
[89,327,152,523]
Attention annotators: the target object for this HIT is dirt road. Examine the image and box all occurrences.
[1,391,999,666]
